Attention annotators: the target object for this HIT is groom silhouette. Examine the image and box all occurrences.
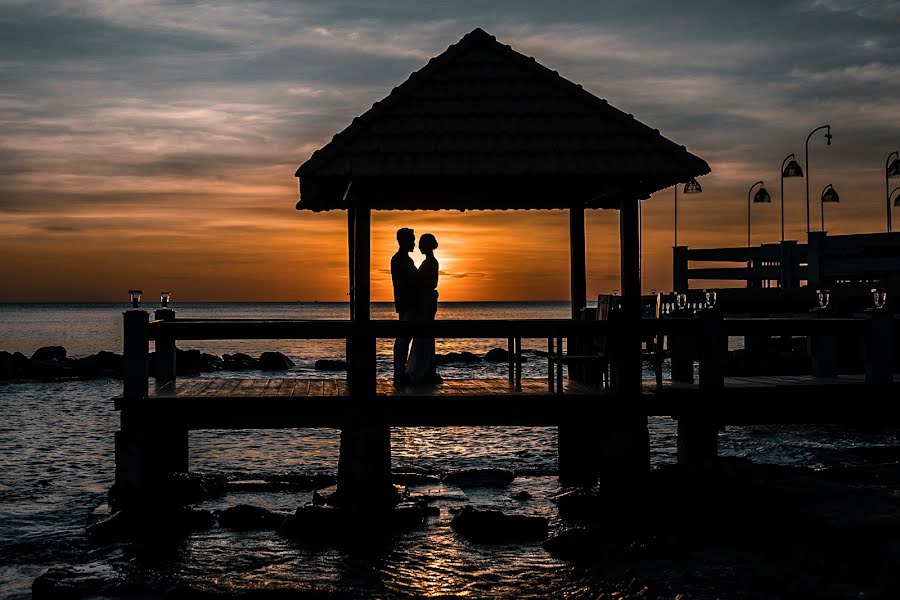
[391,228,417,382]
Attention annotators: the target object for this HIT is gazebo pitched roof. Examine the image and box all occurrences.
[295,28,710,212]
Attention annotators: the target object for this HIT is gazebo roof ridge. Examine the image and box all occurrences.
[295,27,710,211]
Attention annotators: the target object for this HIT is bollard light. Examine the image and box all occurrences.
[160,291,172,308]
[872,288,888,310]
[128,289,143,309]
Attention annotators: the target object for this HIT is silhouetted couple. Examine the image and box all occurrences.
[391,228,441,385]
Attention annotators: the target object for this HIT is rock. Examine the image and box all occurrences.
[0,351,14,379]
[281,505,345,541]
[263,473,337,491]
[510,490,533,501]
[482,347,509,362]
[31,346,66,361]
[315,359,348,371]
[200,353,223,369]
[393,472,442,485]
[222,352,259,370]
[164,472,228,504]
[87,506,214,542]
[75,351,124,377]
[282,502,426,542]
[218,504,288,530]
[10,352,30,378]
[451,506,548,543]
[443,468,515,488]
[28,358,75,378]
[259,351,295,370]
[542,527,603,562]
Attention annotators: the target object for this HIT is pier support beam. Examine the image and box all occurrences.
[338,200,395,509]
[866,309,895,385]
[154,307,177,385]
[115,309,187,508]
[597,196,649,486]
[678,310,724,465]
[558,204,597,483]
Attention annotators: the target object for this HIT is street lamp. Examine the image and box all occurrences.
[780,154,803,242]
[889,186,900,217]
[820,184,839,232]
[674,178,702,248]
[886,151,900,232]
[748,180,771,248]
[805,125,832,234]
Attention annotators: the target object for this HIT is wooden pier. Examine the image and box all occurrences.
[113,310,899,509]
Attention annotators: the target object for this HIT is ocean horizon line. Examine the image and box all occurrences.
[0,299,575,306]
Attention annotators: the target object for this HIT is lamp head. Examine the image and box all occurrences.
[683,178,702,194]
[825,126,832,146]
[888,156,900,179]
[782,159,803,178]
[891,186,900,207]
[821,184,839,204]
[753,187,771,204]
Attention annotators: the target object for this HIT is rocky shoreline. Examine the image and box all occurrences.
[30,455,900,598]
[0,345,527,381]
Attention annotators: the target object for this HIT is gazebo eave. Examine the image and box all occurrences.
[295,172,706,212]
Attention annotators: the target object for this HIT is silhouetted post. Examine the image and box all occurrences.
[807,231,826,287]
[678,309,723,465]
[597,197,649,485]
[866,308,894,385]
[116,308,187,509]
[559,203,596,483]
[809,309,838,378]
[779,241,797,289]
[123,309,149,400]
[673,246,688,292]
[154,308,176,384]
[338,200,394,509]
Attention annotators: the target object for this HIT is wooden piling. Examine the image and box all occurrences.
[116,309,187,508]
[678,310,724,465]
[866,309,895,385]
[337,200,395,509]
[595,196,649,485]
[154,307,177,384]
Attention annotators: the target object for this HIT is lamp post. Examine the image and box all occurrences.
[674,178,702,248]
[780,154,803,242]
[820,184,839,232]
[889,186,900,221]
[748,181,771,248]
[887,151,900,232]
[805,125,832,234]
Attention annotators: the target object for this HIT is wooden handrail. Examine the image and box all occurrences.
[145,314,884,343]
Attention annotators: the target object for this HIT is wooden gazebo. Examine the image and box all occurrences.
[295,28,710,504]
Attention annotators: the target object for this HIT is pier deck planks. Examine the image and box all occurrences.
[116,375,900,430]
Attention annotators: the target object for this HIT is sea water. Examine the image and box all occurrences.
[1,302,895,598]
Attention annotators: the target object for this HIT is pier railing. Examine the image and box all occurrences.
[674,231,900,290]
[122,311,897,401]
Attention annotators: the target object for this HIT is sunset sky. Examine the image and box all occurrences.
[1,1,899,302]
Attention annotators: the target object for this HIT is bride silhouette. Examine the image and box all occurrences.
[406,233,441,384]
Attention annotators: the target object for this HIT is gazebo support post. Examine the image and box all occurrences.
[601,196,649,485]
[336,201,395,509]
[559,204,598,484]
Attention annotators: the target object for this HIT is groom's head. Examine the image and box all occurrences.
[397,228,415,253]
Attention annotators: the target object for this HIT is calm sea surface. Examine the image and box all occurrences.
[1,302,897,598]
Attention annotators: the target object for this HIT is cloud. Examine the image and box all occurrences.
[1,0,899,299]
